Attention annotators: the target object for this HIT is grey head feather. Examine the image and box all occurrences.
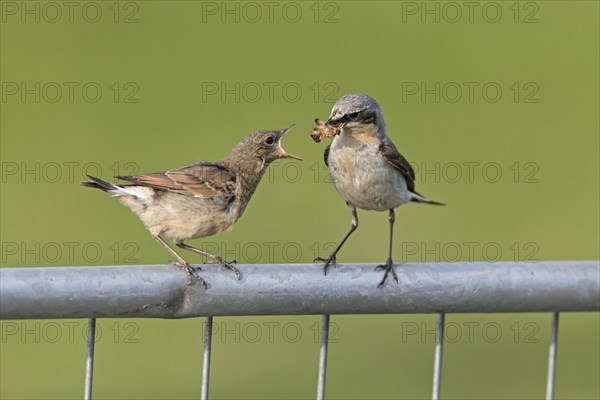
[328,93,386,132]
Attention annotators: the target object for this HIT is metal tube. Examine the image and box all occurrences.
[84,318,96,400]
[317,314,330,400]
[201,316,213,400]
[432,313,445,400]
[546,312,559,400]
[1,262,598,319]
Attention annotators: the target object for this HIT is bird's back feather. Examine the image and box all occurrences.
[116,162,236,199]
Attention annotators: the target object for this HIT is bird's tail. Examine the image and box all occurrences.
[410,191,446,206]
[81,175,140,198]
[81,175,119,192]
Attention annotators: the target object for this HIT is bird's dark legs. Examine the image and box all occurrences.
[176,241,241,280]
[152,235,207,288]
[375,209,398,288]
[315,205,358,275]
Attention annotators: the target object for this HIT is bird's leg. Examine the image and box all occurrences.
[152,235,207,288]
[375,209,398,288]
[315,205,358,275]
[175,241,241,281]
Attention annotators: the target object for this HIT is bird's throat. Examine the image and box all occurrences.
[339,125,380,145]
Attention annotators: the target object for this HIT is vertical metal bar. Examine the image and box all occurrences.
[201,316,213,400]
[432,313,445,400]
[546,312,559,400]
[84,318,96,400]
[317,314,330,400]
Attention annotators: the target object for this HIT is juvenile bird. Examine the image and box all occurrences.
[313,94,444,288]
[82,126,300,288]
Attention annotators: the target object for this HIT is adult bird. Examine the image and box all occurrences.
[314,94,444,288]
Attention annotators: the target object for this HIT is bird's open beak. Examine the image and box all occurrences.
[280,151,303,160]
[278,124,303,161]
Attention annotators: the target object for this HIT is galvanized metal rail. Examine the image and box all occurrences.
[1,262,598,319]
[1,261,599,400]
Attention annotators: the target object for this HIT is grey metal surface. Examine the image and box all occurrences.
[84,318,96,400]
[317,314,330,400]
[201,316,213,400]
[1,262,599,319]
[546,312,559,400]
[432,313,445,400]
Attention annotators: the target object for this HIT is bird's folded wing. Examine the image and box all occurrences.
[323,144,331,166]
[116,163,236,198]
[378,140,416,192]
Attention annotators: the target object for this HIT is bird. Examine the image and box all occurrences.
[312,93,444,288]
[82,125,301,288]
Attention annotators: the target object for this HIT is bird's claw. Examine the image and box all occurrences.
[314,255,337,276]
[376,260,398,289]
[186,265,208,289]
[172,261,208,288]
[171,260,207,288]
[213,257,242,280]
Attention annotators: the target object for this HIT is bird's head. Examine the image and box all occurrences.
[325,93,385,136]
[232,125,302,165]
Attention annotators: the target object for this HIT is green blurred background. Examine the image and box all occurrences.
[1,1,598,399]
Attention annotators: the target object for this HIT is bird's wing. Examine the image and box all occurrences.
[378,139,416,193]
[323,144,331,166]
[116,162,236,198]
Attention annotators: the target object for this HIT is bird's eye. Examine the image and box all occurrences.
[346,112,360,121]
[265,136,275,145]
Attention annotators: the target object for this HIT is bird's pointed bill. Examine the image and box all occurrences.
[278,124,302,160]
[325,117,346,130]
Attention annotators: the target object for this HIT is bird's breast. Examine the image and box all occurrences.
[328,135,411,211]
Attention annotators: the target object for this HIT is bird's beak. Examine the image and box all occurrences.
[278,124,303,161]
[280,151,303,161]
[325,117,345,128]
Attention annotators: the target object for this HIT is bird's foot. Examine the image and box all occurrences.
[314,254,337,276]
[171,260,208,288]
[375,259,398,289]
[209,257,241,280]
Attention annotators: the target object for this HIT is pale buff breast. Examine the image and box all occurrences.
[328,132,412,211]
[118,189,237,241]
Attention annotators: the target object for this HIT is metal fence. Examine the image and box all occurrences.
[1,261,599,399]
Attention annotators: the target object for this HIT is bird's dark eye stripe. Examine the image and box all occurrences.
[360,112,376,124]
[343,111,375,123]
